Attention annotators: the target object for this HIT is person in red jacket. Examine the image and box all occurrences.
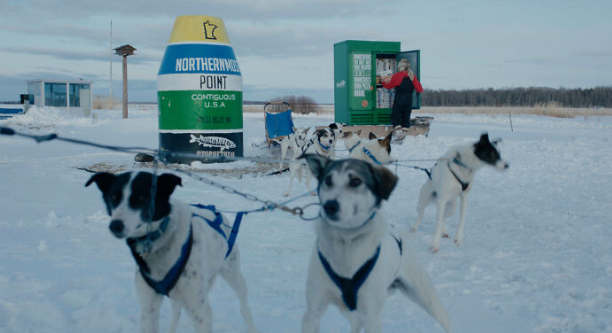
[382,59,423,129]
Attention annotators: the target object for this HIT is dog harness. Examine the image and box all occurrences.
[318,245,381,311]
[347,141,362,154]
[127,222,194,296]
[448,156,470,191]
[362,147,382,165]
[295,135,306,147]
[125,205,244,296]
[318,232,404,311]
[190,204,244,259]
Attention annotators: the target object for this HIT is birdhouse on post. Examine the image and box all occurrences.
[114,44,136,119]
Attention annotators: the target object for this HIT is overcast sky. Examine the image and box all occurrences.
[0,0,611,103]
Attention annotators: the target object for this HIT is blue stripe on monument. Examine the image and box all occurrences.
[158,44,240,75]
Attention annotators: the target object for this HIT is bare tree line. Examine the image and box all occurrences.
[421,86,612,108]
[266,95,319,114]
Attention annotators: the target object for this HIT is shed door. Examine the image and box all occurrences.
[349,51,374,110]
[398,50,421,109]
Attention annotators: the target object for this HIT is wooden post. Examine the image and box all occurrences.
[113,44,136,119]
[122,55,128,119]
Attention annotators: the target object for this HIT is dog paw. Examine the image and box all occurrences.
[442,233,450,239]
[430,245,440,253]
[283,193,290,197]
[454,237,462,246]
[409,227,418,233]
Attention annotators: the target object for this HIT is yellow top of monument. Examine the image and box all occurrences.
[168,15,230,44]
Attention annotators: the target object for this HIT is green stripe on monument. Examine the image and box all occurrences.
[158,90,243,130]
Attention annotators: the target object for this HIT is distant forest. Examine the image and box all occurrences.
[421,86,612,108]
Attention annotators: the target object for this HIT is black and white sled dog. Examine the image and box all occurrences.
[411,133,509,253]
[277,126,309,171]
[328,122,344,150]
[86,171,257,333]
[284,127,336,197]
[348,132,396,165]
[300,155,452,333]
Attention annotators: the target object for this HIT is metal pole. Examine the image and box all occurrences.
[122,55,128,119]
[110,20,113,109]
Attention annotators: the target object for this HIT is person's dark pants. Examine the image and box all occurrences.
[391,99,413,128]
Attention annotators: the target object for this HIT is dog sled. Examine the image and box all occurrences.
[264,101,295,146]
[340,116,433,142]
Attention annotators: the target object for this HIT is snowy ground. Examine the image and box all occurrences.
[1,106,611,333]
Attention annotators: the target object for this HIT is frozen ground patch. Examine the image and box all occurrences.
[1,108,611,332]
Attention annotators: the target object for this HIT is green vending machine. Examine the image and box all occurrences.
[334,40,420,125]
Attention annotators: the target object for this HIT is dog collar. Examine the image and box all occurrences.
[127,223,194,296]
[348,141,361,153]
[362,148,382,165]
[319,211,377,230]
[318,244,381,311]
[452,155,469,169]
[318,141,331,151]
[129,216,171,252]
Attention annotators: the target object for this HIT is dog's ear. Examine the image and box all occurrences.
[329,123,338,130]
[356,129,362,136]
[157,173,182,198]
[370,165,398,201]
[479,132,490,144]
[292,126,298,132]
[85,172,116,194]
[342,131,351,139]
[300,154,330,180]
[368,132,377,140]
[380,132,393,150]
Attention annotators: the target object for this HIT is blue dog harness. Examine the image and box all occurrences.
[362,147,382,165]
[126,205,244,296]
[318,245,381,311]
[127,221,193,296]
[318,232,404,311]
[190,204,244,259]
[347,141,361,154]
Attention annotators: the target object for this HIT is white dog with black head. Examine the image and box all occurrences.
[284,127,336,197]
[411,133,509,253]
[86,171,257,333]
[300,155,452,333]
[328,122,344,149]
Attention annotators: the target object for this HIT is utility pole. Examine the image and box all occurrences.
[113,44,136,119]
[109,20,113,109]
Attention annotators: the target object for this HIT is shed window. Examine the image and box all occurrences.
[69,84,89,107]
[45,83,67,107]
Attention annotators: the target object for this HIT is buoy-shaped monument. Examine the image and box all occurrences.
[157,15,243,163]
